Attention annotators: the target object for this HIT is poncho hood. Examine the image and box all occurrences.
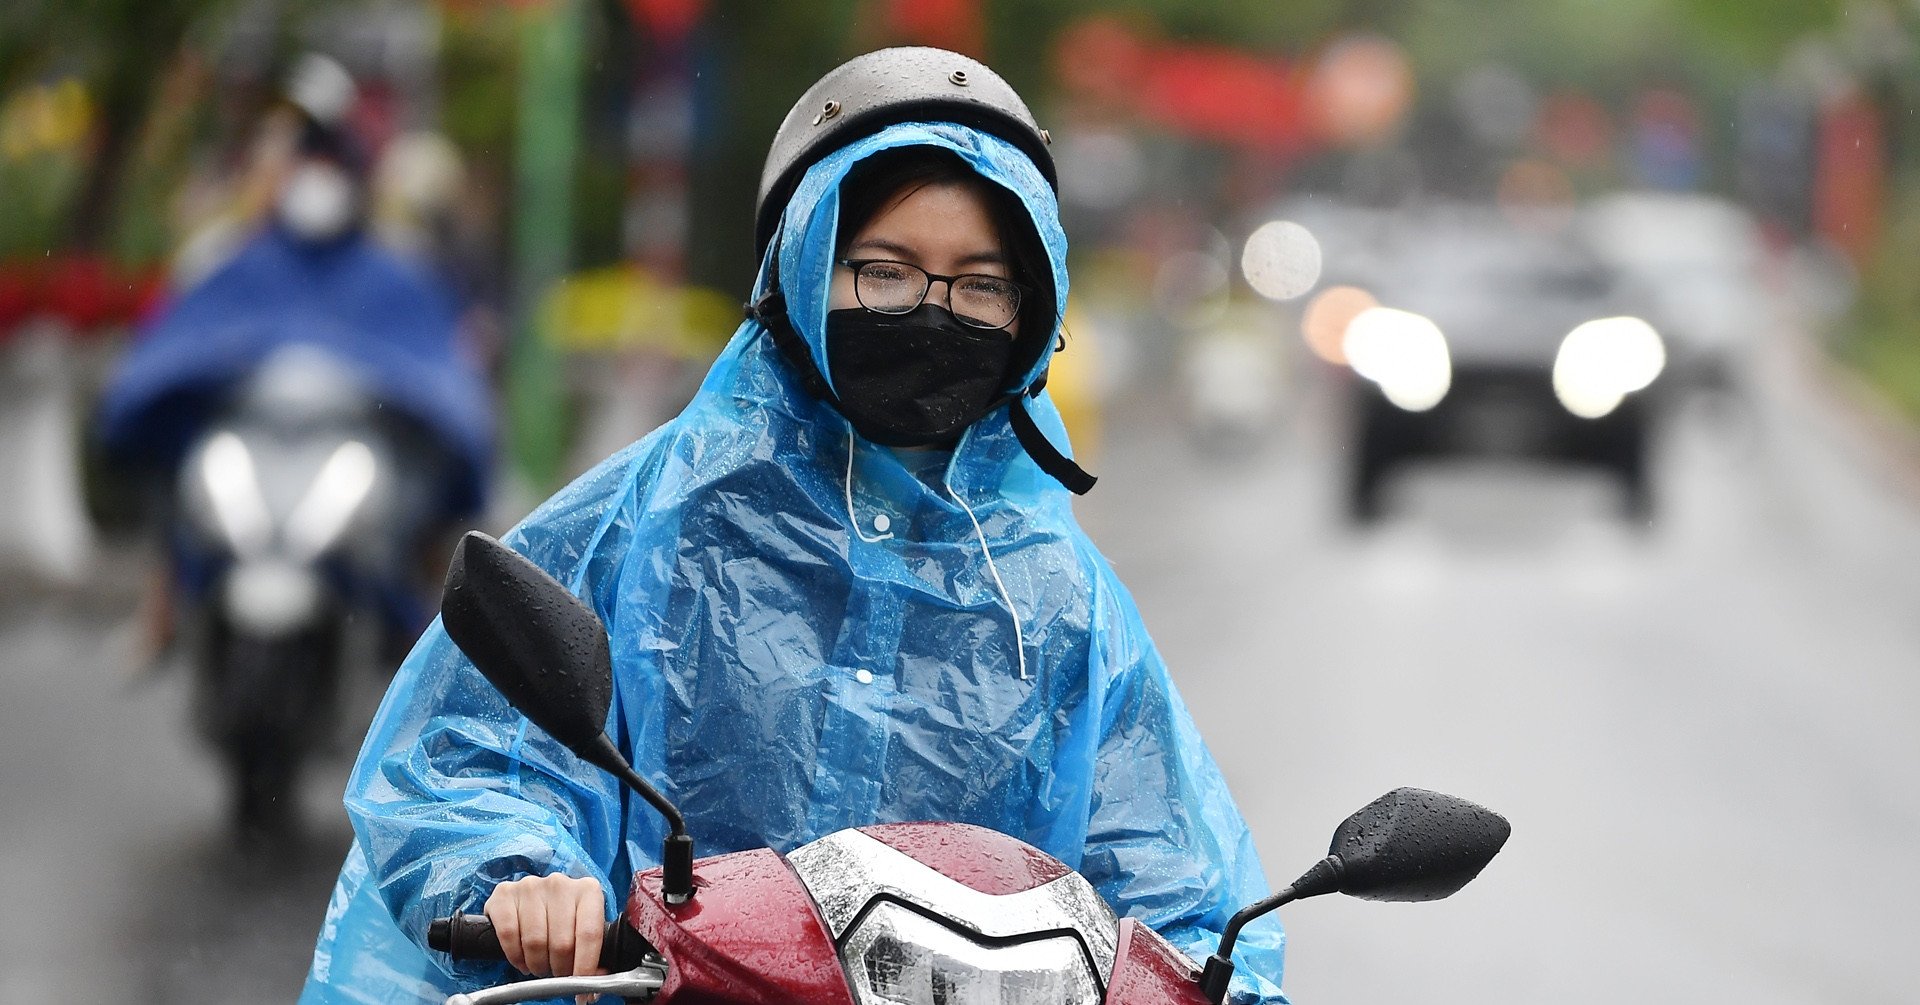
[763,120,1070,398]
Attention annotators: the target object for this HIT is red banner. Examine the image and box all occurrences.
[1054,17,1308,158]
[626,0,705,45]
[883,0,984,57]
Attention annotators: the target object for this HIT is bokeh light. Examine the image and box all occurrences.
[1308,35,1415,147]
[1551,316,1666,419]
[1240,221,1322,302]
[1300,284,1377,364]
[1343,306,1451,411]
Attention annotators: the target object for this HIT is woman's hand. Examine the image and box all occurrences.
[483,873,605,980]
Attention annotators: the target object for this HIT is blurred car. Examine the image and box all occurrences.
[1579,191,1771,391]
[1338,206,1667,522]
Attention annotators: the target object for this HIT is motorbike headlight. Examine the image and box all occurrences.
[195,431,272,556]
[223,558,324,637]
[1342,306,1452,412]
[843,903,1102,1005]
[1552,316,1665,419]
[285,439,379,560]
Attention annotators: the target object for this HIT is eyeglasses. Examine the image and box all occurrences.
[839,259,1025,331]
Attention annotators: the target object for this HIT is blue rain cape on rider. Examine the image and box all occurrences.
[96,224,494,520]
[301,121,1287,1005]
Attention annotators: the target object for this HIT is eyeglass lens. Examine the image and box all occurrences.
[854,261,1020,329]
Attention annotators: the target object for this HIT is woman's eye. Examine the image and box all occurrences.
[956,277,1009,296]
[864,264,912,283]
[954,278,1015,309]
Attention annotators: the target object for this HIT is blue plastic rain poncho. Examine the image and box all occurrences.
[301,122,1286,1005]
[97,225,494,517]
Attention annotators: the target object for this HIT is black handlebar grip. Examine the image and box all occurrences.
[428,913,652,972]
[428,913,506,961]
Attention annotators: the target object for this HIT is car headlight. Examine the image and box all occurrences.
[1552,316,1665,419]
[844,903,1102,1005]
[1343,306,1452,412]
[285,439,378,560]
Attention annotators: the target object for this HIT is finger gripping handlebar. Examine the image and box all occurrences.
[428,913,651,973]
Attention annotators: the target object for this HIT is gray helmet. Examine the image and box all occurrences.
[755,46,1057,263]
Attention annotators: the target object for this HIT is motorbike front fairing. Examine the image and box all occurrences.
[611,822,1212,1005]
[423,821,1220,1005]
[302,122,1287,1005]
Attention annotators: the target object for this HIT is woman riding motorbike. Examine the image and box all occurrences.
[300,47,1287,1004]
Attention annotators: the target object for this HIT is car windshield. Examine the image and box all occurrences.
[1366,218,1617,361]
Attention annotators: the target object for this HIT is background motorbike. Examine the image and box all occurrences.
[173,345,444,832]
[421,532,1511,1005]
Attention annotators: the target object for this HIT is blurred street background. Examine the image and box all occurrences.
[4,0,1920,1002]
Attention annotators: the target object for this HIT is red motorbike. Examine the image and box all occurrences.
[427,533,1509,1005]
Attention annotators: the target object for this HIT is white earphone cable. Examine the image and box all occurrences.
[946,481,1029,681]
[845,429,1026,681]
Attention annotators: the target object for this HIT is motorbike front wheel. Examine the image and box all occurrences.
[197,614,344,835]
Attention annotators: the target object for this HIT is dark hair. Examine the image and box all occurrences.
[835,146,1056,384]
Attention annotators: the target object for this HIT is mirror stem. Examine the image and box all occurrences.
[1201,856,1344,1005]
[581,734,696,903]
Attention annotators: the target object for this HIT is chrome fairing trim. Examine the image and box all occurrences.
[786,828,1119,983]
[842,902,1102,1005]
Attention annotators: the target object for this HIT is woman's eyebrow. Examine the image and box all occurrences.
[848,238,1009,270]
[848,238,918,259]
[955,250,1009,268]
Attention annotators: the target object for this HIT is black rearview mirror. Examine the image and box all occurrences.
[441,531,615,755]
[1328,787,1510,902]
[1199,787,1509,1003]
[439,531,695,902]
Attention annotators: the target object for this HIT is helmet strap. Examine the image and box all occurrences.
[1007,380,1096,495]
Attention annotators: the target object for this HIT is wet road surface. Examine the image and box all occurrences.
[0,585,362,1001]
[1080,335,1920,1004]
[3,329,1917,1003]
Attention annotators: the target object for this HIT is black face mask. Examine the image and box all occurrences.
[824,304,1016,448]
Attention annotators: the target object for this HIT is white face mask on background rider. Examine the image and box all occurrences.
[277,161,362,242]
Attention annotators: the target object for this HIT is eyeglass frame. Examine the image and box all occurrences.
[836,258,1029,331]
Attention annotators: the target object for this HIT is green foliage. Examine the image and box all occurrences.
[1,0,242,258]
[0,150,83,257]
[682,0,862,295]
[1390,0,1670,85]
[0,0,1881,277]
[105,142,185,263]
[1837,312,1920,422]
[442,11,520,160]
[1674,0,1848,68]
[1841,179,1920,410]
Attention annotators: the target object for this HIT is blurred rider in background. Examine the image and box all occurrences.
[95,53,494,658]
